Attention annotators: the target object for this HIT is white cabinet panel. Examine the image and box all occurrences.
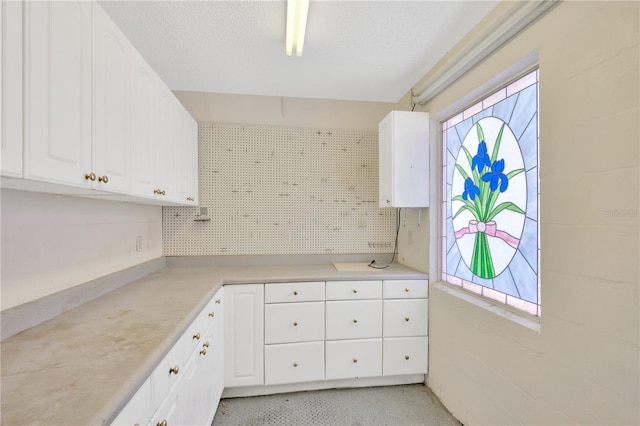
[265,281,324,303]
[1,0,23,178]
[326,300,382,340]
[325,280,382,300]
[383,279,428,299]
[378,111,429,208]
[383,336,428,376]
[383,299,429,337]
[130,46,158,200]
[93,4,131,194]
[224,284,264,387]
[264,341,324,385]
[24,1,92,187]
[151,337,183,410]
[325,338,382,380]
[264,302,324,344]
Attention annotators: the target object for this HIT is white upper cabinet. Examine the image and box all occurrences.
[130,46,158,199]
[1,1,23,178]
[378,111,430,208]
[23,1,92,188]
[10,1,198,205]
[93,5,131,194]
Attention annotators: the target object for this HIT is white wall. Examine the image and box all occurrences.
[174,91,395,131]
[405,1,639,424]
[0,189,163,310]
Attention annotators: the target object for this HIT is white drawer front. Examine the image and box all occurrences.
[151,338,184,409]
[383,279,428,299]
[326,280,382,300]
[265,302,325,344]
[325,339,382,380]
[383,299,428,337]
[383,336,428,376]
[326,300,382,340]
[264,341,325,385]
[265,281,324,303]
[183,289,223,359]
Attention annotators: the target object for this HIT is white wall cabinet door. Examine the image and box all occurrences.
[130,46,158,200]
[24,1,92,187]
[93,4,131,194]
[224,284,264,387]
[1,0,23,178]
[378,111,430,208]
[155,85,175,202]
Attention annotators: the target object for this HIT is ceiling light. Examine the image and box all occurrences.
[285,0,309,57]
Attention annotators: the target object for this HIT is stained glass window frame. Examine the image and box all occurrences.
[441,69,540,317]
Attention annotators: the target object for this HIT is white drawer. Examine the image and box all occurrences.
[183,289,223,359]
[326,280,382,300]
[383,279,428,299]
[382,336,428,376]
[325,338,382,380]
[265,281,324,303]
[326,300,382,340]
[264,341,325,385]
[383,299,428,337]
[265,302,324,344]
[151,337,184,409]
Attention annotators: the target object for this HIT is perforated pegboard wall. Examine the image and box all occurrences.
[163,122,397,256]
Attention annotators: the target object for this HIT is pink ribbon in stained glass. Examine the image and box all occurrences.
[454,220,520,248]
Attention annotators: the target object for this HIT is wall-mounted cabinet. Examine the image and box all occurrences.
[1,1,23,178]
[378,111,429,208]
[1,0,198,206]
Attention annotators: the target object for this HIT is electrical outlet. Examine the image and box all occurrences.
[135,235,143,252]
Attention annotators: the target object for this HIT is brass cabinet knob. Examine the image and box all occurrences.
[352,289,358,294]
[293,291,298,296]
[404,355,410,360]
[353,358,358,363]
[215,299,221,304]
[404,317,410,322]
[386,199,391,204]
[157,420,167,426]
[208,311,215,318]
[193,333,200,340]
[293,322,298,327]
[84,172,96,181]
[98,175,108,183]
[153,189,161,195]
[293,362,298,367]
[169,366,179,375]
[203,342,210,348]
[352,319,358,323]
[200,348,207,356]
[186,196,194,201]
[160,190,166,196]
[405,288,410,292]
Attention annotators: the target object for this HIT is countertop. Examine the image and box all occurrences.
[0,262,427,425]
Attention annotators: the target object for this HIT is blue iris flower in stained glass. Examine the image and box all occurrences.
[482,159,509,192]
[471,140,491,173]
[462,177,481,201]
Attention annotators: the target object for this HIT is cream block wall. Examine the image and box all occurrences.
[406,1,639,424]
[0,190,163,310]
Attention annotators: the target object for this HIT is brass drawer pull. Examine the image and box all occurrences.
[404,317,410,322]
[215,299,221,304]
[200,348,207,356]
[98,175,109,183]
[193,333,201,340]
[352,319,358,323]
[293,362,298,367]
[405,288,410,292]
[209,312,215,318]
[84,172,96,181]
[404,355,410,360]
[293,290,298,296]
[169,366,179,375]
[203,342,210,348]
[293,322,298,326]
[353,358,358,363]
[352,288,358,294]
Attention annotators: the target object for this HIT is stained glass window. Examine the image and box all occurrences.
[441,69,540,316]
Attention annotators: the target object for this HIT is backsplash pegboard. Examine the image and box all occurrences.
[163,122,397,256]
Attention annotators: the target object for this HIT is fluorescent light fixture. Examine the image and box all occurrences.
[286,0,309,57]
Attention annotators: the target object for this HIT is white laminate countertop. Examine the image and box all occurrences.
[0,262,427,425]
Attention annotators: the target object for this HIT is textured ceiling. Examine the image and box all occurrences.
[99,1,498,103]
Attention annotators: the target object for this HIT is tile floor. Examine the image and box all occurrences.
[212,384,460,426]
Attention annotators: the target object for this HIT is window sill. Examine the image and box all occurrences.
[433,281,541,333]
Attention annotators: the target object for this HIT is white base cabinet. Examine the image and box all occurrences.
[111,287,224,426]
[224,284,264,388]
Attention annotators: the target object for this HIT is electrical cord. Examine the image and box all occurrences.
[368,207,401,269]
